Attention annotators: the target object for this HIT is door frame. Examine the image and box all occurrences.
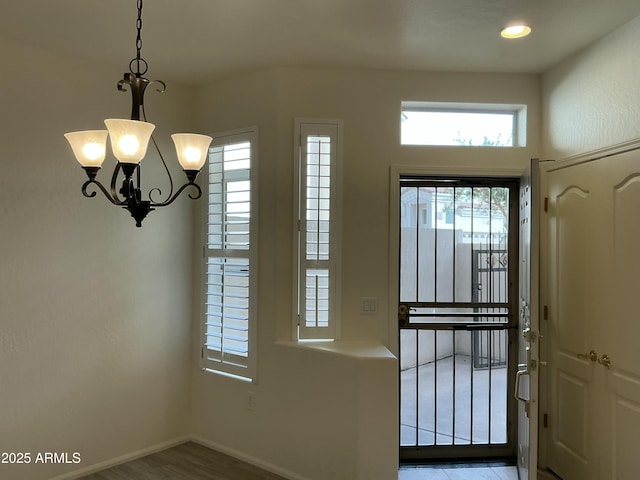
[389,164,526,463]
[516,159,542,480]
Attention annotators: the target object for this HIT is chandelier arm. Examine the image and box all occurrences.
[150,181,202,207]
[81,179,125,205]
[147,131,175,204]
[149,79,166,95]
[109,163,127,204]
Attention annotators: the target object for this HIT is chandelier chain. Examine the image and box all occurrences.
[130,0,148,77]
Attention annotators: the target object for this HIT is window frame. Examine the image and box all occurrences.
[200,126,258,381]
[400,101,527,147]
[293,119,343,341]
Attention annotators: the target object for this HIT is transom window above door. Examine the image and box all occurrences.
[400,101,527,147]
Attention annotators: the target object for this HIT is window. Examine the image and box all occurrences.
[294,120,342,340]
[201,127,257,380]
[400,102,526,147]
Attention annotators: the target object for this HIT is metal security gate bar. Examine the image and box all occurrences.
[399,324,508,448]
[472,249,509,369]
[399,177,518,461]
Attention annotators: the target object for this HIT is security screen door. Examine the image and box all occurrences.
[399,176,519,461]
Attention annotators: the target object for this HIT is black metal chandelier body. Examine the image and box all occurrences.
[65,0,212,227]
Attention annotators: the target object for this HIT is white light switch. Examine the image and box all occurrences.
[361,297,378,315]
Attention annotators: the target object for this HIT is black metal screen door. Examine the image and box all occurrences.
[398,176,519,461]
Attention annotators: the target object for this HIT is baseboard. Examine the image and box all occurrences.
[47,435,190,480]
[537,467,562,479]
[190,435,310,480]
[49,434,310,480]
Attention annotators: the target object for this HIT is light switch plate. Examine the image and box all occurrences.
[361,297,378,315]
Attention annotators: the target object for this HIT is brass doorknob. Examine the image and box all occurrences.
[598,354,612,369]
[577,350,597,362]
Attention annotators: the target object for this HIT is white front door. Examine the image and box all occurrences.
[546,161,599,479]
[545,149,640,479]
[516,159,541,480]
[605,151,640,479]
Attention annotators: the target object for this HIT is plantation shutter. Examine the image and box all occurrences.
[296,121,341,340]
[202,128,257,379]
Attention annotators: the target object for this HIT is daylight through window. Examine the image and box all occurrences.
[295,120,342,340]
[401,102,526,147]
[201,127,257,381]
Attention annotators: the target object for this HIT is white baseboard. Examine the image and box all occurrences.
[47,434,308,480]
[47,436,190,480]
[190,435,310,480]
[537,467,562,479]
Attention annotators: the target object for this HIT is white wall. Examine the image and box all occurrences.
[0,33,543,479]
[273,68,540,346]
[542,15,640,159]
[6,9,639,477]
[0,36,196,480]
[192,67,540,480]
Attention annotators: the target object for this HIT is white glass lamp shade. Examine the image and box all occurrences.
[104,119,155,164]
[171,133,213,171]
[64,130,108,167]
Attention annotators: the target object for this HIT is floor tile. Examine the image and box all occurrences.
[399,465,518,480]
[398,467,450,480]
[492,466,518,480]
[441,467,501,480]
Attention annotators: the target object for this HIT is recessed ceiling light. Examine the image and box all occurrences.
[501,25,532,39]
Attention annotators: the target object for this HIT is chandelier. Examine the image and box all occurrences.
[64,0,212,227]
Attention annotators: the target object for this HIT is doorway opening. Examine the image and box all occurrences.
[398,176,519,462]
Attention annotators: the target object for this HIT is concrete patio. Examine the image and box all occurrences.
[401,353,508,446]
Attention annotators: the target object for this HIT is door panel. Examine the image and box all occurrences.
[546,149,640,480]
[612,387,640,479]
[556,187,591,355]
[556,371,588,458]
[613,174,640,373]
[547,176,596,480]
[610,170,640,479]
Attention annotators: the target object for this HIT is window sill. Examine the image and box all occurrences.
[275,339,396,360]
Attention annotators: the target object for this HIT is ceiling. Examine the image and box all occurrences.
[2,0,640,86]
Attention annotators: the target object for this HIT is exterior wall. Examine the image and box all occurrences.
[192,67,540,479]
[0,36,195,480]
[542,15,640,159]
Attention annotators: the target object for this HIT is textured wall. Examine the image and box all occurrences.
[191,67,540,480]
[273,68,540,347]
[0,33,546,479]
[542,16,640,159]
[0,36,195,480]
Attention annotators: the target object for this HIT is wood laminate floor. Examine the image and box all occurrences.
[78,442,287,480]
[78,441,520,480]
